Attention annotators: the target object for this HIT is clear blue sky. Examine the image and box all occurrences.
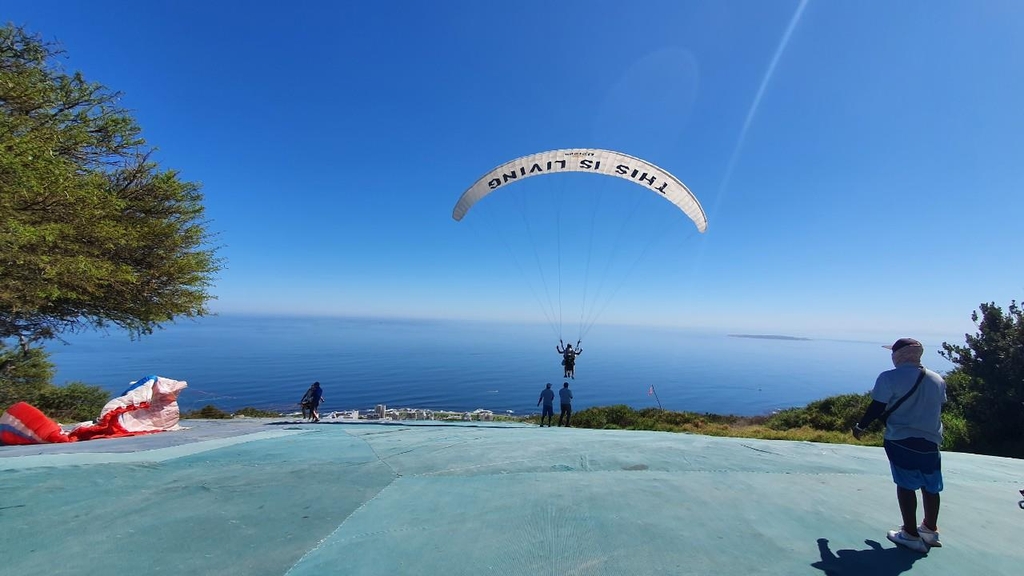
[7,0,1023,341]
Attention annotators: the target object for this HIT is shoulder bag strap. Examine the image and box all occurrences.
[879,368,926,422]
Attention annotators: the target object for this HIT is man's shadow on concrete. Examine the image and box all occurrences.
[811,538,925,576]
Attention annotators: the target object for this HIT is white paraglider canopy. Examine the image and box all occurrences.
[452,147,708,344]
[452,148,707,233]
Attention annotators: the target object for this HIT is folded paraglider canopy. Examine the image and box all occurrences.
[0,375,187,445]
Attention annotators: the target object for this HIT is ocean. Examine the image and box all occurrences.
[44,315,955,417]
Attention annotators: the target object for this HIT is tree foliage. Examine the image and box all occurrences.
[940,300,1024,458]
[0,24,221,347]
[766,393,876,433]
[181,404,232,419]
[33,381,110,423]
[0,338,54,408]
[0,340,109,421]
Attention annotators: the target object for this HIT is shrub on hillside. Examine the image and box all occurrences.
[234,407,281,418]
[0,344,56,410]
[182,405,232,419]
[765,393,876,433]
[33,382,111,423]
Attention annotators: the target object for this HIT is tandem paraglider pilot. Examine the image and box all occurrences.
[557,340,582,379]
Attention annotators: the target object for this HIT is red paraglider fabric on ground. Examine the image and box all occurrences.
[0,375,187,445]
[0,402,71,445]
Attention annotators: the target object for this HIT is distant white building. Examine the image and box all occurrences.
[375,404,387,419]
[471,409,494,421]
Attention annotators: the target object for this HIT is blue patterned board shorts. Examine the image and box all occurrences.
[884,437,943,493]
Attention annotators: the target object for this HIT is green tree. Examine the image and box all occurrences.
[0,24,221,349]
[0,339,54,407]
[940,300,1024,458]
[1,24,221,416]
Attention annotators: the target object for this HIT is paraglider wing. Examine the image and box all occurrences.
[452,148,707,233]
[0,402,70,445]
[69,375,187,441]
[0,375,187,445]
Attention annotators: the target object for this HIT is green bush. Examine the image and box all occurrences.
[0,343,56,410]
[570,407,607,429]
[234,407,281,418]
[805,393,873,431]
[940,411,971,452]
[602,404,639,428]
[33,382,111,423]
[765,393,877,434]
[643,409,699,428]
[182,405,232,419]
[568,405,753,433]
[2,342,109,423]
[765,407,805,430]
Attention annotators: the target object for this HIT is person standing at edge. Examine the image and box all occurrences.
[308,381,324,423]
[537,383,555,427]
[558,382,573,427]
[299,383,316,421]
[853,338,947,553]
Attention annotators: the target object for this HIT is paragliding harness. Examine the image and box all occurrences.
[560,340,580,377]
[299,389,314,420]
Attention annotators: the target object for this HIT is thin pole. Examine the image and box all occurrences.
[649,384,663,410]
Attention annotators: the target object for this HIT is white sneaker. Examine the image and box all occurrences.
[887,529,929,553]
[917,524,941,547]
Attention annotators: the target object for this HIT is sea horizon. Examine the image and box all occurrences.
[44,314,958,417]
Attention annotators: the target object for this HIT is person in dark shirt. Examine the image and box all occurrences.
[537,383,555,427]
[558,382,573,427]
[307,381,324,423]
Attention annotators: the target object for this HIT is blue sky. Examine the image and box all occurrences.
[7,0,1023,341]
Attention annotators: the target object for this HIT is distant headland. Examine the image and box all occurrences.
[728,334,811,341]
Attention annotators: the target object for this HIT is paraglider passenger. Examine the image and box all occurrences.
[557,340,582,379]
[537,383,555,427]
